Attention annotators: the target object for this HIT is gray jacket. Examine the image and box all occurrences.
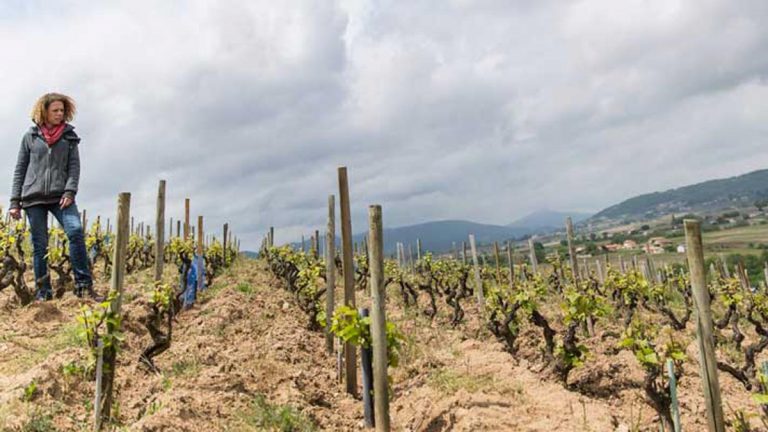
[10,124,81,209]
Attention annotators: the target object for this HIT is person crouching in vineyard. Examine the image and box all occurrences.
[7,93,102,302]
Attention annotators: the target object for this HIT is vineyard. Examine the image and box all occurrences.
[1,171,768,431]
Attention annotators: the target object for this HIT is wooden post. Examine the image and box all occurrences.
[494,242,502,284]
[301,235,306,252]
[98,192,130,429]
[566,217,580,285]
[338,166,357,396]
[176,220,180,239]
[169,217,173,240]
[416,238,422,261]
[82,209,87,232]
[326,195,336,354]
[528,238,538,275]
[684,219,725,432]
[223,223,229,263]
[183,198,190,240]
[468,234,486,309]
[93,338,104,431]
[596,259,605,284]
[666,359,682,432]
[154,180,166,282]
[359,307,374,428]
[314,229,320,260]
[197,217,204,256]
[763,262,768,292]
[269,226,274,247]
[506,241,514,287]
[368,205,390,432]
[462,241,467,265]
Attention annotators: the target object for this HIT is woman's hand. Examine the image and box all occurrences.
[9,208,21,220]
[59,196,73,209]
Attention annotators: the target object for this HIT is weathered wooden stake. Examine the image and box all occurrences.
[368,205,390,431]
[314,229,320,259]
[416,238,422,261]
[684,219,725,432]
[338,166,357,396]
[566,217,580,285]
[326,195,336,354]
[359,307,375,428]
[506,241,514,287]
[98,192,130,430]
[184,198,190,240]
[494,242,502,284]
[528,238,538,274]
[468,234,486,310]
[154,180,166,282]
[666,359,681,432]
[223,223,229,263]
[93,338,104,432]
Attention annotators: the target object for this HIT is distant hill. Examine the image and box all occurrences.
[352,220,528,255]
[285,211,592,255]
[287,220,530,255]
[507,210,592,233]
[592,169,768,221]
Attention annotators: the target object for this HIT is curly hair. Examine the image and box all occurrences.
[30,93,76,125]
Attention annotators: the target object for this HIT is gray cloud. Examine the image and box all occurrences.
[1,0,768,249]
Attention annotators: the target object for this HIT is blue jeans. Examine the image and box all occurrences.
[26,203,93,296]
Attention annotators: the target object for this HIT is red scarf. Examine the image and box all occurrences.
[39,123,67,146]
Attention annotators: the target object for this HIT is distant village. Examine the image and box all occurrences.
[579,236,685,256]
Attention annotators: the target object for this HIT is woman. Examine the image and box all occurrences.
[8,93,102,301]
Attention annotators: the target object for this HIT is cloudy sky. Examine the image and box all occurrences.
[1,0,767,249]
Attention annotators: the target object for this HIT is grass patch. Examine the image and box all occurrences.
[235,282,254,296]
[231,394,316,432]
[19,406,55,432]
[428,368,524,398]
[6,323,82,373]
[171,357,201,377]
[429,368,495,395]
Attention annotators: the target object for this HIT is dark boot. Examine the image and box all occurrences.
[75,285,105,302]
[34,288,53,302]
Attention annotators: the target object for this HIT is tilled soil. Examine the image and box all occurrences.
[0,259,762,431]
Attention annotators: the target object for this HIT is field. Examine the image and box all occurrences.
[0,256,761,432]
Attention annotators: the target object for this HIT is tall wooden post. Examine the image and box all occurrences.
[494,242,502,284]
[416,238,422,261]
[197,216,204,257]
[462,241,467,265]
[506,241,514,287]
[82,209,87,232]
[269,226,274,247]
[338,167,357,396]
[368,205,390,431]
[223,223,229,262]
[684,220,725,432]
[97,192,130,430]
[468,234,485,309]
[169,217,174,240]
[154,180,166,282]
[326,195,336,354]
[184,198,190,240]
[314,229,320,259]
[528,238,538,274]
[566,217,580,285]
